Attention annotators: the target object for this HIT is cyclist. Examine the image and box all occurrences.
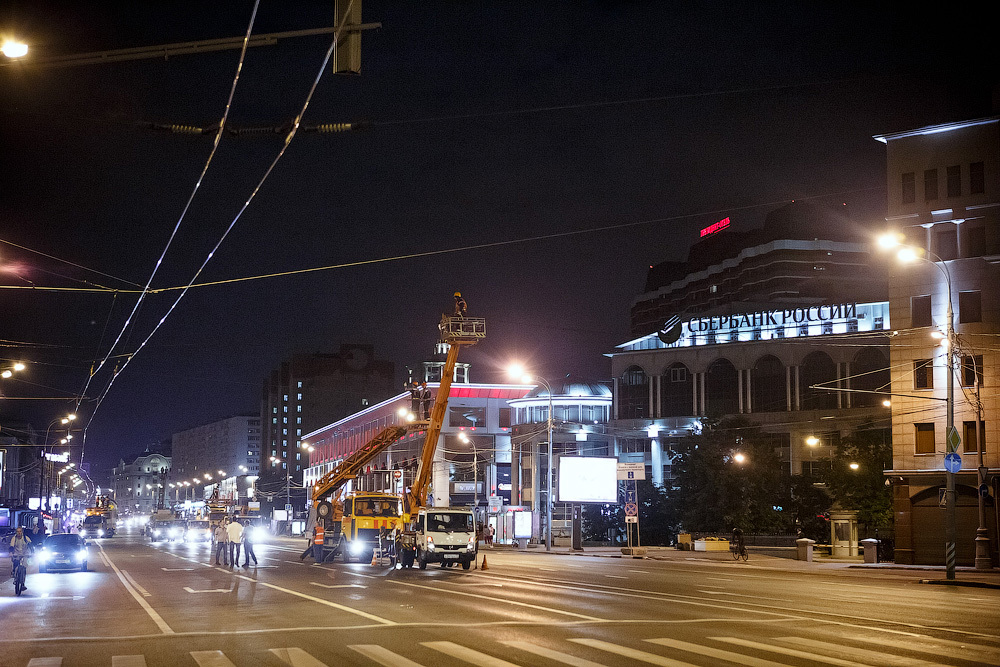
[731,527,747,559]
[8,526,33,589]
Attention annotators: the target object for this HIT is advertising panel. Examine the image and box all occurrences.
[557,456,618,503]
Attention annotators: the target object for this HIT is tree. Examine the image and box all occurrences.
[582,479,677,545]
[825,427,893,535]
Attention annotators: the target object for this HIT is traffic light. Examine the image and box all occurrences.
[333,0,361,75]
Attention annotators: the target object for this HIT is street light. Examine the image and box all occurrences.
[508,364,554,552]
[1,40,28,58]
[42,413,77,512]
[878,233,964,578]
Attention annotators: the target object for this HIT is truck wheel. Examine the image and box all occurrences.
[417,550,427,570]
[462,560,471,570]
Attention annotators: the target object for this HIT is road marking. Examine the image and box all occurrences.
[310,582,367,589]
[696,590,794,602]
[27,659,62,666]
[184,586,234,593]
[231,572,396,625]
[628,570,648,574]
[25,596,85,601]
[348,644,424,667]
[161,567,195,571]
[501,640,608,666]
[122,570,152,597]
[389,580,603,621]
[774,637,940,666]
[423,640,520,666]
[190,651,237,667]
[604,575,627,579]
[568,638,699,666]
[809,630,1000,664]
[111,656,148,667]
[646,638,792,667]
[712,637,870,666]
[98,546,174,635]
[270,647,329,667]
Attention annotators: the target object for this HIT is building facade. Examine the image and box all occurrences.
[112,451,171,515]
[876,117,1000,566]
[168,414,261,506]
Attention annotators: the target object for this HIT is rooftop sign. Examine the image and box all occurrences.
[700,217,731,237]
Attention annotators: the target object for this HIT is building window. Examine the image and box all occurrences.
[297,381,303,388]
[970,161,985,194]
[914,359,934,389]
[901,172,915,204]
[915,423,935,454]
[959,291,981,323]
[670,366,687,382]
[961,355,984,387]
[847,319,859,333]
[924,168,938,201]
[946,165,961,197]
[963,421,985,453]
[911,295,932,328]
[498,407,511,428]
[934,226,958,261]
[821,321,833,335]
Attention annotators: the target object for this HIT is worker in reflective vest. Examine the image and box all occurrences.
[313,524,325,562]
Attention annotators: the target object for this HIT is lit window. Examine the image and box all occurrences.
[915,423,935,454]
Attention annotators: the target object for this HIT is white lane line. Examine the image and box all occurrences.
[111,656,148,667]
[775,637,940,667]
[567,638,699,666]
[98,546,174,635]
[184,586,234,593]
[310,582,367,589]
[604,575,627,579]
[122,571,152,597]
[808,630,1000,664]
[160,567,195,571]
[270,647,329,667]
[27,659,62,666]
[646,638,792,667]
[389,580,602,621]
[696,590,794,602]
[628,570,649,574]
[348,644,425,667]
[230,572,395,625]
[501,640,608,667]
[711,637,872,667]
[190,650,237,667]
[423,641,520,666]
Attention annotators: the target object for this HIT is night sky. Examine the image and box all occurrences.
[1,1,995,481]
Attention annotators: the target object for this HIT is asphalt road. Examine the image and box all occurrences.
[2,530,999,666]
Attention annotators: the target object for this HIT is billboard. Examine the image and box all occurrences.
[557,456,618,503]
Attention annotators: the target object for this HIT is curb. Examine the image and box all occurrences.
[918,578,1000,590]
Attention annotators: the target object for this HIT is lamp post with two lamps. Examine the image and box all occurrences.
[507,364,554,552]
[41,413,76,513]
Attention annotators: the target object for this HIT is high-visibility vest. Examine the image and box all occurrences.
[314,526,325,545]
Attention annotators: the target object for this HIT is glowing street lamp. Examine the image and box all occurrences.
[1,40,28,58]
[508,363,554,552]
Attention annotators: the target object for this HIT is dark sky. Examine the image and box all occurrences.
[1,1,995,479]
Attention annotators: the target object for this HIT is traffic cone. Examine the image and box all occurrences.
[480,554,488,570]
[370,552,378,566]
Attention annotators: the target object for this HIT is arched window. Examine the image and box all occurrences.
[619,366,649,419]
[800,351,837,410]
[851,348,889,408]
[751,355,786,412]
[705,358,739,416]
[660,363,693,417]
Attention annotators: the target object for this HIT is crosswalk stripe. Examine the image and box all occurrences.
[774,637,944,667]
[810,629,1000,664]
[710,637,876,667]
[190,650,237,667]
[422,641,521,666]
[567,638,700,667]
[500,640,608,666]
[348,644,425,667]
[26,659,62,667]
[645,638,793,667]
[270,647,329,667]
[111,657,148,667]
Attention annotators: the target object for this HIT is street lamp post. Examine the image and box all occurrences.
[508,365,554,552]
[880,235,963,579]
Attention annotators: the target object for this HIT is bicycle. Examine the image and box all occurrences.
[12,556,28,596]
[731,539,749,561]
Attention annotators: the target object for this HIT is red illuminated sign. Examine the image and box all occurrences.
[700,217,731,237]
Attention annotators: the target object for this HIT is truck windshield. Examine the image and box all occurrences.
[83,517,103,524]
[354,500,400,517]
[426,513,473,532]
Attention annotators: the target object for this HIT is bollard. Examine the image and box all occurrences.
[860,538,878,564]
[796,538,816,562]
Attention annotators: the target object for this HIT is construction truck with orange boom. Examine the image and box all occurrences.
[308,310,485,567]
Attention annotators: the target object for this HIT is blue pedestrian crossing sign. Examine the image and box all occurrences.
[944,452,962,474]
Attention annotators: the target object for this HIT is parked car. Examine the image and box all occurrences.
[37,533,89,572]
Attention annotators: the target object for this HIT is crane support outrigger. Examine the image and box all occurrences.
[307,311,485,565]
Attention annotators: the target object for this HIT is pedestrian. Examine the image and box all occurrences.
[453,291,467,317]
[485,523,494,548]
[301,524,317,560]
[419,382,432,420]
[242,520,258,567]
[227,518,244,567]
[214,520,229,566]
[408,381,421,416]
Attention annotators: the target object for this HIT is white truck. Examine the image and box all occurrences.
[414,507,477,570]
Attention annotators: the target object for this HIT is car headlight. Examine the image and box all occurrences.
[76,549,87,561]
[38,550,51,562]
[251,527,266,542]
[467,537,476,552]
[349,541,364,555]
[98,529,105,537]
[79,529,88,537]
[153,529,161,536]
[426,537,435,552]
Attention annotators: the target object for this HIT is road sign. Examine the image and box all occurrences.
[625,516,638,524]
[393,470,402,480]
[625,503,638,516]
[944,452,962,474]
[617,462,645,480]
[946,426,961,453]
[284,503,294,515]
[488,495,502,513]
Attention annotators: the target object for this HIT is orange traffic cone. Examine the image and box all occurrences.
[480,554,488,570]
[370,552,378,566]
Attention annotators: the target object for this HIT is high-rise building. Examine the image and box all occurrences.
[169,414,260,504]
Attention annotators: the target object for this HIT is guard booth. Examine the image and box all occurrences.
[830,509,859,557]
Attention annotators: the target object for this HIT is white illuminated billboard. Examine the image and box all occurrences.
[513,510,532,538]
[557,456,618,503]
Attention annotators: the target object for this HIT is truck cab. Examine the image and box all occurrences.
[414,507,477,570]
[334,492,403,563]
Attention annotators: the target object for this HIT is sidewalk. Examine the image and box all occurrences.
[491,542,1000,590]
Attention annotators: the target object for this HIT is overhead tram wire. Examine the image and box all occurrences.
[81,1,358,443]
[75,1,263,459]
